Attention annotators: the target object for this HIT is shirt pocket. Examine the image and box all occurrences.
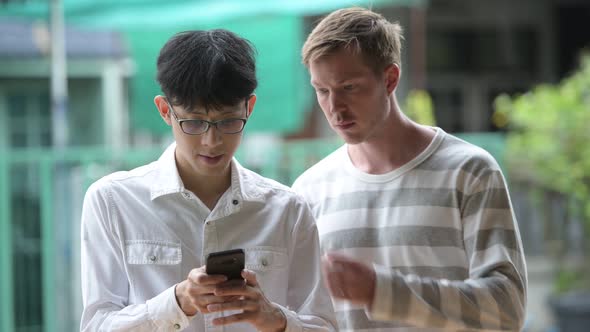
[124,240,182,296]
[125,240,182,265]
[244,247,289,302]
[244,246,288,270]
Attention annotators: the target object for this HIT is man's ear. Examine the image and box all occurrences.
[154,95,172,126]
[246,94,257,118]
[384,64,401,95]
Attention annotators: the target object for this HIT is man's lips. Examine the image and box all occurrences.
[334,121,355,129]
[198,154,224,164]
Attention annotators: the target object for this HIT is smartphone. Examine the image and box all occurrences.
[206,249,245,280]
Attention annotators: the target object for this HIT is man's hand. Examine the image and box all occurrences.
[321,252,376,307]
[206,269,287,332]
[175,266,235,316]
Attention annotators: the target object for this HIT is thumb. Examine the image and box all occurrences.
[241,269,259,287]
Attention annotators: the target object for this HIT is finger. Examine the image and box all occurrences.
[326,275,347,299]
[241,269,259,287]
[198,294,233,305]
[324,251,352,262]
[321,256,341,288]
[189,268,227,285]
[213,282,252,297]
[321,256,334,290]
[186,281,218,294]
[323,253,349,273]
[207,299,257,313]
[212,311,255,326]
[321,257,347,299]
[194,294,239,314]
[215,278,247,291]
[219,278,247,288]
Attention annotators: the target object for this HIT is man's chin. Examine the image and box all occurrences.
[339,133,365,145]
[190,157,229,176]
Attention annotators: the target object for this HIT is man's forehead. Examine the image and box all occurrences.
[186,102,245,115]
[189,108,243,116]
[311,71,366,85]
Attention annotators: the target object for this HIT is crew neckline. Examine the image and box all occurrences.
[342,127,445,183]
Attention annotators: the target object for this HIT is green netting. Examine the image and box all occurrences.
[123,14,309,135]
[0,0,426,135]
[0,0,424,22]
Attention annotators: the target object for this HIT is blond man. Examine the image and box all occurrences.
[293,7,527,331]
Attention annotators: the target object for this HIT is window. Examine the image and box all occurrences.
[426,24,539,132]
[7,93,51,148]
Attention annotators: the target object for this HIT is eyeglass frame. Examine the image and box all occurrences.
[165,97,250,135]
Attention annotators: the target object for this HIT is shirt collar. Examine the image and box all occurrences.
[150,142,265,204]
[150,142,184,200]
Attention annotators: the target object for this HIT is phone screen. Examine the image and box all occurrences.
[206,249,245,280]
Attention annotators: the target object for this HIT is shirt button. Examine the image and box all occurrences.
[174,323,181,329]
[149,255,157,262]
[232,199,239,205]
[261,258,268,267]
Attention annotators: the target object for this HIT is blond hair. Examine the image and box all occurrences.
[302,7,403,73]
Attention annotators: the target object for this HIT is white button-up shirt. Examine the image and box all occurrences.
[80,143,336,332]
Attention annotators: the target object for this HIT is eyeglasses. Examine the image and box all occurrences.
[166,100,248,135]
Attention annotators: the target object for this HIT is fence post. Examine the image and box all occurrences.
[0,154,14,332]
[40,158,56,332]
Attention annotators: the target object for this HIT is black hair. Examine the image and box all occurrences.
[156,29,257,112]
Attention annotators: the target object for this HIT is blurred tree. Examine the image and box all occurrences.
[494,53,590,293]
[404,89,436,126]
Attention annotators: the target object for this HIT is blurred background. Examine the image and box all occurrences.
[1,0,589,331]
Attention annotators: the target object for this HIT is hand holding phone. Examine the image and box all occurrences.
[206,249,245,280]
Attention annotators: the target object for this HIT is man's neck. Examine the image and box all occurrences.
[347,107,436,175]
[176,159,232,211]
[189,175,231,211]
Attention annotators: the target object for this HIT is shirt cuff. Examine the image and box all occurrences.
[275,303,303,332]
[365,264,394,321]
[146,284,191,330]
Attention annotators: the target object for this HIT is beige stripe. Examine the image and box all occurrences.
[317,206,463,235]
[321,226,464,252]
[315,187,463,216]
[331,246,469,269]
[465,278,502,330]
[463,208,516,237]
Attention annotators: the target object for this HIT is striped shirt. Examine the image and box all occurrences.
[292,128,527,332]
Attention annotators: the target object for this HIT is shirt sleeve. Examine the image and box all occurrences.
[279,198,337,332]
[80,181,191,332]
[366,168,527,331]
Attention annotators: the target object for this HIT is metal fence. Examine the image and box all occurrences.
[0,133,507,332]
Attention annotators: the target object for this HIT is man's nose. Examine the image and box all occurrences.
[328,92,345,114]
[201,125,222,146]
